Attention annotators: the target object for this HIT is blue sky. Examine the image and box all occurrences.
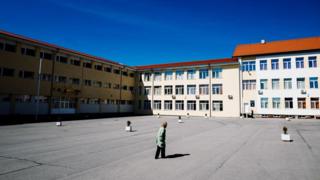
[1,0,319,66]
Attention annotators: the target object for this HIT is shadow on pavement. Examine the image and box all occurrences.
[166,154,190,158]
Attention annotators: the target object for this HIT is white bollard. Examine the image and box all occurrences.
[125,126,132,132]
[56,121,62,126]
[281,134,291,141]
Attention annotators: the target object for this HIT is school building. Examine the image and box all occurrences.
[0,30,319,119]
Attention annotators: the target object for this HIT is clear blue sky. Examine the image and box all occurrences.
[1,0,319,66]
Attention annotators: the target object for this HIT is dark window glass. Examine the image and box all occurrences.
[2,68,15,77]
[122,71,128,76]
[0,42,4,50]
[104,67,111,72]
[5,44,16,52]
[70,59,80,66]
[129,73,134,77]
[19,70,34,79]
[114,69,120,74]
[83,62,92,68]
[95,65,102,71]
[40,52,52,60]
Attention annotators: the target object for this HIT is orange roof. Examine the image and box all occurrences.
[135,58,237,70]
[0,30,122,66]
[233,36,320,57]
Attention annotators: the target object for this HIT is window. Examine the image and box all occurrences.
[122,85,127,90]
[242,61,256,71]
[154,100,161,110]
[154,72,162,81]
[308,56,317,68]
[285,98,293,109]
[94,64,102,71]
[144,100,151,110]
[0,41,3,50]
[272,98,280,109]
[83,61,92,68]
[242,80,256,90]
[199,101,209,111]
[296,57,304,68]
[176,70,184,80]
[212,68,222,78]
[187,101,196,110]
[1,68,15,77]
[311,98,319,109]
[261,98,268,108]
[199,84,209,95]
[260,60,267,70]
[40,52,53,60]
[103,82,112,88]
[272,79,280,89]
[56,56,68,64]
[40,73,52,81]
[129,86,134,91]
[297,78,305,89]
[260,79,268,90]
[187,69,196,80]
[310,77,318,89]
[122,71,128,76]
[271,59,279,70]
[113,69,120,74]
[113,84,120,89]
[70,78,80,85]
[4,43,16,52]
[55,76,67,83]
[84,79,92,86]
[144,73,151,81]
[164,100,172,110]
[284,78,292,89]
[104,67,112,72]
[212,84,223,94]
[53,97,75,109]
[21,47,35,56]
[165,71,173,80]
[199,69,208,79]
[93,81,102,88]
[19,70,34,79]
[212,101,223,111]
[175,85,184,95]
[187,85,196,95]
[144,86,151,95]
[175,100,184,110]
[129,73,134,77]
[164,86,173,95]
[70,59,80,66]
[138,100,141,109]
[297,98,306,109]
[283,58,291,69]
[250,100,255,107]
[154,86,162,95]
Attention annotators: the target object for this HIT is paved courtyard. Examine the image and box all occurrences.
[0,116,319,180]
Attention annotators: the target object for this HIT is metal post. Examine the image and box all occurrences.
[35,58,43,121]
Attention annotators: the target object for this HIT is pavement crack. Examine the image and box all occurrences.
[0,164,40,176]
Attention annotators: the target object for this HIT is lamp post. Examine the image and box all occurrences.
[35,58,43,121]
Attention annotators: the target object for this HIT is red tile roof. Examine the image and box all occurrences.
[134,57,238,70]
[0,30,122,66]
[233,36,320,57]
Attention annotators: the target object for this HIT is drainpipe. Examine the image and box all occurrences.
[239,57,243,117]
[118,66,123,113]
[49,51,57,115]
[35,57,43,121]
[209,64,212,118]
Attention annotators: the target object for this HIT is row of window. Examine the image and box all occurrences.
[260,97,319,109]
[243,77,319,90]
[140,84,223,95]
[142,68,222,81]
[0,67,134,90]
[242,56,318,71]
[139,100,223,111]
[0,41,134,77]
[0,95,133,105]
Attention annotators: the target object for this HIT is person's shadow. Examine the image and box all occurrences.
[165,153,190,158]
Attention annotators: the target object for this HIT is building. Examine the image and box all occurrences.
[0,31,135,117]
[134,58,240,117]
[234,37,320,118]
[0,29,319,120]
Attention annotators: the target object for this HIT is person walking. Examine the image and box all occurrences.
[155,121,167,159]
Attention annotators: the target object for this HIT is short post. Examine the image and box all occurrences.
[186,113,190,118]
[281,126,292,142]
[178,116,182,123]
[204,113,208,119]
[157,113,160,118]
[125,120,132,132]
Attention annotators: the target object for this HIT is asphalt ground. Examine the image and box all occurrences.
[0,116,319,180]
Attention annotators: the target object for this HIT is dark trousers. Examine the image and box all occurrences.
[155,145,166,159]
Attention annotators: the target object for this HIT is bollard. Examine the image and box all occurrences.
[178,116,182,123]
[281,126,291,142]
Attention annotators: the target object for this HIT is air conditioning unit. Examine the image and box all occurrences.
[258,90,263,95]
[301,89,307,94]
[172,95,176,99]
[228,95,233,99]
[195,95,200,99]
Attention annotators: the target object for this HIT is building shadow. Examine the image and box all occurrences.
[165,153,190,158]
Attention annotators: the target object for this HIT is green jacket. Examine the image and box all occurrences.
[156,127,166,147]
